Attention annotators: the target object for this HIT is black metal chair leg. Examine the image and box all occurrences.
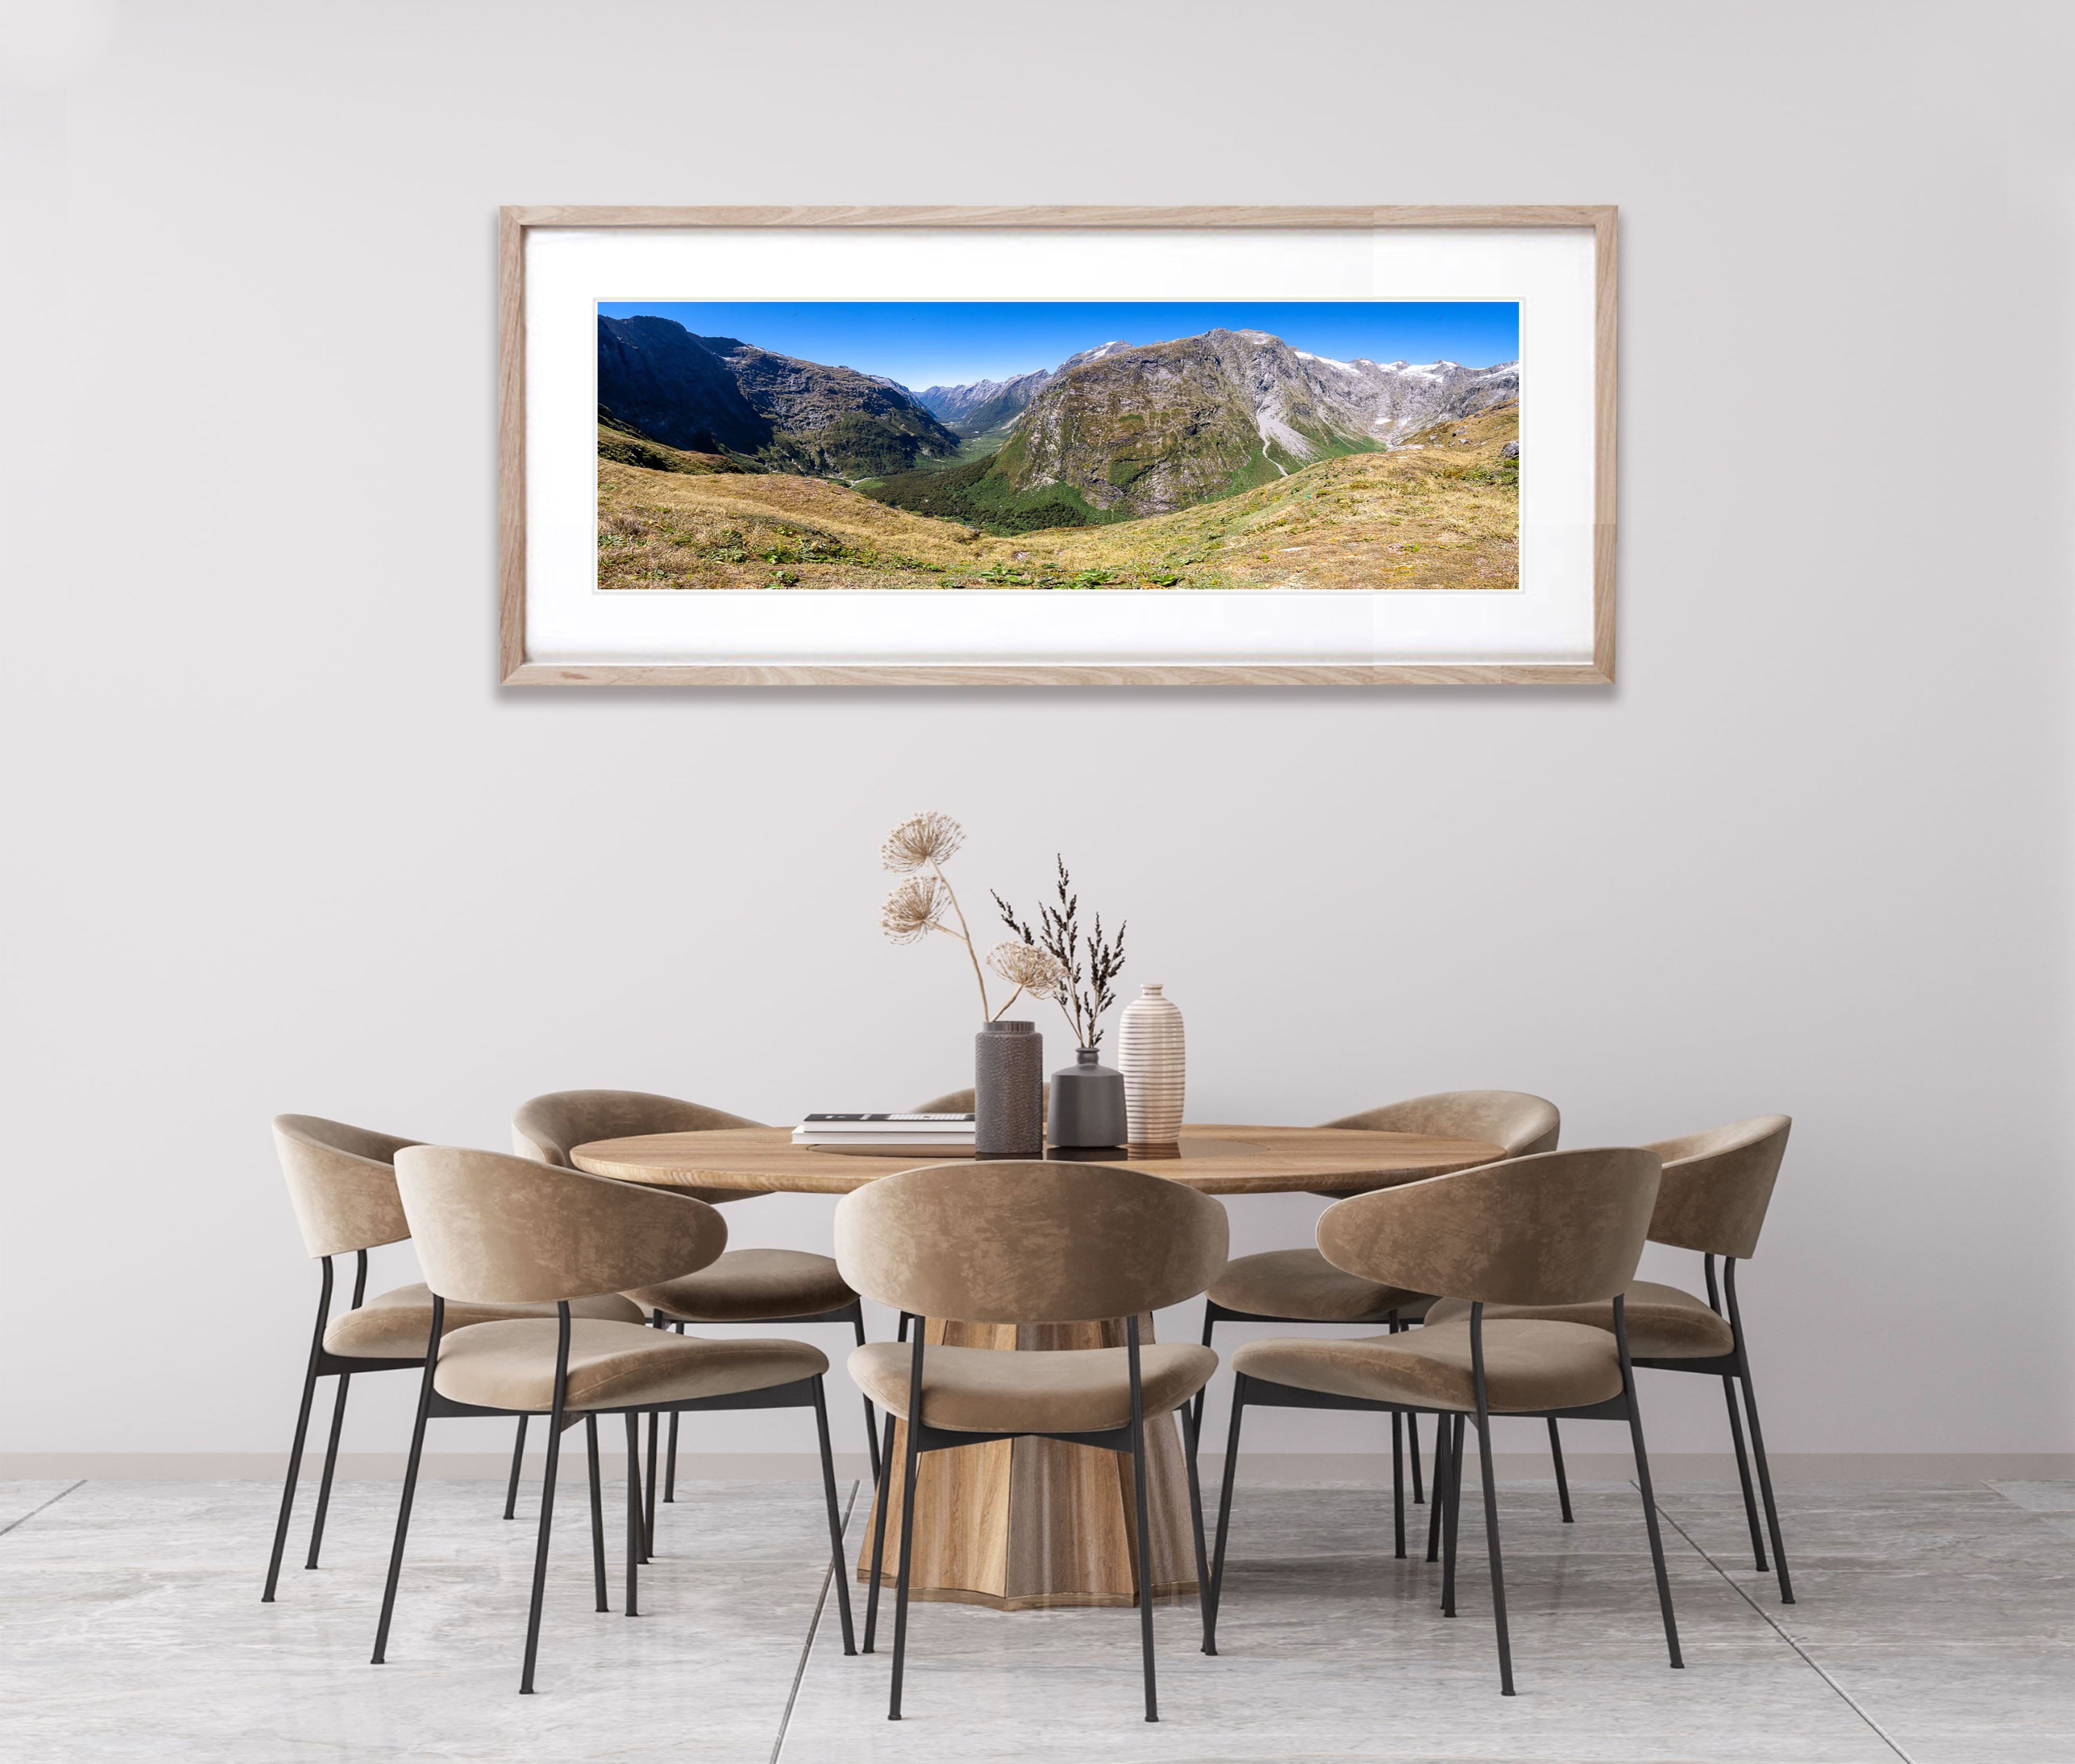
[852,1307,880,1487]
[265,1359,320,1601]
[1548,1416,1574,1523]
[371,1300,442,1664]
[1126,1318,1158,1723]
[1179,1402,1215,1655]
[304,1372,352,1570]
[1739,1368,1793,1604]
[624,1411,642,1618]
[1426,1408,1451,1564]
[1614,1297,1683,1667]
[643,1410,659,1562]
[887,1392,922,1718]
[1129,1438,1158,1720]
[1474,1411,1514,1694]
[1391,1410,1406,1559]
[1441,1415,1464,1616]
[665,1320,685,1502]
[1629,1412,1683,1669]
[518,1304,572,1694]
[859,1398,880,1486]
[811,1379,857,1655]
[586,1415,608,1613]
[262,1261,331,1603]
[1389,1316,1425,1508]
[1207,1376,1247,1651]
[1723,1261,1793,1605]
[1722,1374,1767,1570]
[518,1412,566,1689]
[1705,1254,1766,1564]
[519,1413,565,1691]
[862,1410,896,1653]
[504,1414,529,1521]
[1191,1305,1217,1452]
[637,1324,660,1556]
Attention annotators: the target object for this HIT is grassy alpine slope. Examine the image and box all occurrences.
[597,404,1518,591]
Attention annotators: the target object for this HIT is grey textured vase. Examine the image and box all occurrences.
[1048,1047,1127,1150]
[974,1020,1044,1158]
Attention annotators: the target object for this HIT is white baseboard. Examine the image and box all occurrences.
[4,1451,2070,1482]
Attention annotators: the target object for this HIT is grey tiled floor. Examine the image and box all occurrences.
[0,1475,2068,1762]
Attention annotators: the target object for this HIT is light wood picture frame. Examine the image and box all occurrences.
[499,205,1616,687]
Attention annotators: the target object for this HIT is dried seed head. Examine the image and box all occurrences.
[880,876,949,944]
[986,940,1068,998]
[881,811,965,873]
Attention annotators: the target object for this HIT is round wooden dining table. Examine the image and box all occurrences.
[571,1123,1504,1611]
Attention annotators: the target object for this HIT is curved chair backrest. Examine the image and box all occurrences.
[835,1161,1229,1325]
[273,1114,421,1259]
[1643,1115,1790,1260]
[513,1089,764,1205]
[394,1145,728,1305]
[1323,1090,1560,1157]
[1317,1147,1661,1307]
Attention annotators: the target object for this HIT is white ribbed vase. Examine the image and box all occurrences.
[1116,983,1185,1148]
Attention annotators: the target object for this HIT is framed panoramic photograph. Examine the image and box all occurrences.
[498,206,1616,686]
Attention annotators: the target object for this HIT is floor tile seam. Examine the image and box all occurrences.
[1981,1476,2075,1518]
[770,1478,858,1764]
[0,1480,85,1539]
[1635,1479,1915,1763]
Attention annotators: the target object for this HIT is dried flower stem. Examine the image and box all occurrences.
[881,811,1000,1021]
[930,856,993,1020]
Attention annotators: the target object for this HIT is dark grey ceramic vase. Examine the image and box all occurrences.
[1048,1046,1127,1150]
[974,1020,1044,1157]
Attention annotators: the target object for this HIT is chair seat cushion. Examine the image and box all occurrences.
[1423,1280,1736,1359]
[625,1248,855,1324]
[1208,1247,1431,1323]
[433,1319,828,1413]
[322,1283,643,1360]
[848,1341,1217,1436]
[1232,1319,1622,1415]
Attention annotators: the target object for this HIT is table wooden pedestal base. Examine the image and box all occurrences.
[855,1316,1202,1611]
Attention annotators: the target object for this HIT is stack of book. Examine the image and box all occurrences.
[791,1112,977,1152]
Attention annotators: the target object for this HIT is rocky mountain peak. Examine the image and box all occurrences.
[1059,339,1132,370]
[918,340,1141,435]
[597,315,958,477]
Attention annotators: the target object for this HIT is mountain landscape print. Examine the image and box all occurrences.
[596,301,1519,591]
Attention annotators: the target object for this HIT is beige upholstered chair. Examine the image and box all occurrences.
[1427,1115,1795,1601]
[264,1115,642,1603]
[372,1145,855,1693]
[513,1090,880,1525]
[835,1161,1228,1723]
[1197,1091,1561,1523]
[1210,1147,1681,1696]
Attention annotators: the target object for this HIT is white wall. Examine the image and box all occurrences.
[2,0,2070,1466]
